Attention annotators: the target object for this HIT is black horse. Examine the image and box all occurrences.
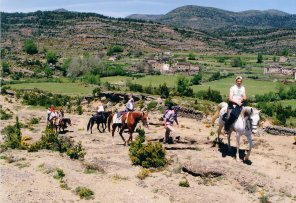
[87,112,110,134]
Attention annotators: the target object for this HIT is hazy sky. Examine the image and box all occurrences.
[1,0,296,17]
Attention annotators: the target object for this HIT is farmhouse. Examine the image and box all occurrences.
[264,64,296,80]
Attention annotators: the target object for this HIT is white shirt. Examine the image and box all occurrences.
[230,85,245,103]
[97,105,104,112]
[126,100,134,110]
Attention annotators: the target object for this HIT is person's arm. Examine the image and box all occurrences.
[175,116,179,126]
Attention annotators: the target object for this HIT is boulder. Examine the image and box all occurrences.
[182,161,225,177]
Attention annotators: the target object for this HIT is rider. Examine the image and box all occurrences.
[125,94,134,112]
[46,107,51,124]
[57,108,64,126]
[163,104,179,144]
[97,104,105,120]
[224,76,247,134]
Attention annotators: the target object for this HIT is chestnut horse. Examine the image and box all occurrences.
[107,111,149,145]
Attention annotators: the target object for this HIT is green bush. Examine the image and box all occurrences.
[230,57,244,67]
[257,53,263,63]
[46,51,58,64]
[28,125,72,152]
[3,117,23,149]
[159,83,170,98]
[76,105,83,115]
[107,45,124,56]
[30,117,40,125]
[53,168,65,180]
[147,101,158,111]
[191,74,202,85]
[2,61,10,75]
[75,186,94,200]
[179,179,190,187]
[129,129,166,168]
[177,76,193,97]
[92,87,101,97]
[0,108,12,120]
[24,39,38,55]
[66,141,86,160]
[196,87,222,103]
[188,52,196,60]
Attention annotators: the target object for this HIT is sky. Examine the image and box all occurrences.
[1,0,296,17]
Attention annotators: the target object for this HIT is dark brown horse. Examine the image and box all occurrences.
[107,111,149,146]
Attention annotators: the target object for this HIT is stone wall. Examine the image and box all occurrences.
[265,126,296,136]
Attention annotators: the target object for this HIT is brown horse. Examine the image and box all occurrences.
[107,111,149,146]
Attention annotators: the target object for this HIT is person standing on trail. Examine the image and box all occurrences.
[163,105,179,144]
[224,76,247,134]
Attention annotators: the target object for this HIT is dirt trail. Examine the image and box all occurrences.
[1,95,295,203]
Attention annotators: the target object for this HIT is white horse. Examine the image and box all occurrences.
[211,102,260,161]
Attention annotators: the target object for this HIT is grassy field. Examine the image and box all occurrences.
[280,99,296,110]
[101,75,279,96]
[8,82,95,96]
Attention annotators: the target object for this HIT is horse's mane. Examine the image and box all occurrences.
[242,106,259,117]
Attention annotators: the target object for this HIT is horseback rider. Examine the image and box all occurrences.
[125,94,134,112]
[97,104,105,120]
[224,76,247,134]
[46,107,51,124]
[57,108,64,126]
[163,103,179,144]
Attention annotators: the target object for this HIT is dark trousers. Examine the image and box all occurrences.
[224,103,242,132]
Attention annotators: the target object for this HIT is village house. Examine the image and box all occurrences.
[264,64,296,80]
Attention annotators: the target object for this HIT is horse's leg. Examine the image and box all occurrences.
[236,132,241,160]
[227,131,231,151]
[119,125,126,146]
[112,125,116,145]
[216,124,223,143]
[245,132,253,161]
[90,121,93,134]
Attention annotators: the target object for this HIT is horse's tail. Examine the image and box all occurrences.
[107,114,113,132]
[211,102,227,125]
[87,117,92,131]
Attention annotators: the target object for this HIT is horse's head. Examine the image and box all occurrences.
[248,108,261,134]
[141,111,149,128]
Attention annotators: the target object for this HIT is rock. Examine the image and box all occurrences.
[182,161,225,177]
[265,125,296,136]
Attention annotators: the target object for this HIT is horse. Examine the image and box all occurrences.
[87,111,110,134]
[211,102,260,161]
[107,111,149,146]
[55,118,72,133]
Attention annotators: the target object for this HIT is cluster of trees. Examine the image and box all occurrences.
[255,84,296,102]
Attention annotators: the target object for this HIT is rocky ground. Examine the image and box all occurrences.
[1,95,296,203]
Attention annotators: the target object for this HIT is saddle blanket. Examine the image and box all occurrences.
[113,112,129,124]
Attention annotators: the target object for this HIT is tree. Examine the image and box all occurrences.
[188,52,196,60]
[257,53,263,63]
[44,67,53,78]
[177,76,193,97]
[107,45,124,56]
[159,83,169,98]
[46,51,58,64]
[191,74,202,85]
[282,48,289,56]
[24,39,38,55]
[2,61,10,75]
[231,57,243,67]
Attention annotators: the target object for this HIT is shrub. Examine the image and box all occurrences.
[76,105,83,115]
[75,187,94,200]
[191,74,202,85]
[159,83,170,98]
[137,168,151,180]
[177,76,193,97]
[129,129,166,168]
[28,124,73,152]
[0,108,12,120]
[66,141,86,160]
[53,168,65,180]
[24,39,38,55]
[257,53,263,63]
[3,117,24,149]
[107,45,124,56]
[44,67,53,78]
[92,87,101,97]
[147,101,158,111]
[83,74,100,85]
[196,88,222,103]
[188,52,196,60]
[128,83,143,92]
[46,51,58,64]
[2,61,10,75]
[29,117,40,125]
[179,179,190,187]
[231,57,243,67]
